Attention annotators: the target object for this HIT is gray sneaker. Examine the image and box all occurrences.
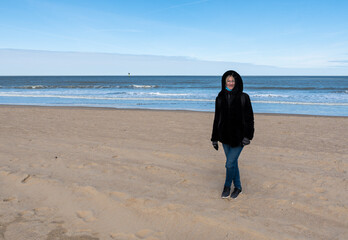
[221,186,231,198]
[230,188,242,199]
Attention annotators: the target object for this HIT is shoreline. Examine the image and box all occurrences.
[1,104,347,118]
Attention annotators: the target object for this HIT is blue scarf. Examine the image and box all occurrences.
[225,87,232,92]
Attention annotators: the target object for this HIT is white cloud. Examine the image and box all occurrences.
[0,49,347,75]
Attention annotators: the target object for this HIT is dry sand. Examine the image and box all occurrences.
[0,105,347,240]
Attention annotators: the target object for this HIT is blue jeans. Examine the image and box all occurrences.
[222,144,243,189]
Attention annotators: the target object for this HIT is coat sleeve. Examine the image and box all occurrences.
[243,93,254,140]
[211,97,221,142]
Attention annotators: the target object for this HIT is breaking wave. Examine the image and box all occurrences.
[0,93,347,106]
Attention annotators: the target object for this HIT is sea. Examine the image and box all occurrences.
[0,76,347,116]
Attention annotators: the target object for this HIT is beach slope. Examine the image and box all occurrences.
[0,106,347,240]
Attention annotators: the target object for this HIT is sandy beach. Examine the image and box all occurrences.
[0,105,347,240]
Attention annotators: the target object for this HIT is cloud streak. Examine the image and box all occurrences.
[1,49,348,76]
[329,60,348,63]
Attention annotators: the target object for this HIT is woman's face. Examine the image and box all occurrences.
[226,76,235,90]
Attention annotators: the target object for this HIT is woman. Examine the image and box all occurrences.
[211,70,254,199]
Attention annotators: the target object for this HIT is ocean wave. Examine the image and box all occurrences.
[252,100,348,106]
[8,85,347,92]
[15,85,113,89]
[251,94,290,98]
[117,91,193,97]
[0,93,348,106]
[13,84,159,89]
[147,92,191,96]
[248,86,344,91]
[0,93,211,102]
[17,85,46,89]
[129,85,158,88]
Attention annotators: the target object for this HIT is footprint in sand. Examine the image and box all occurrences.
[262,181,277,189]
[21,174,32,183]
[145,165,159,172]
[110,230,162,240]
[319,196,328,201]
[110,232,136,240]
[238,208,258,217]
[143,237,161,240]
[76,210,96,222]
[135,229,153,239]
[109,191,130,201]
[314,187,326,193]
[136,229,164,240]
[33,207,55,216]
[3,197,17,202]
[78,185,100,196]
[19,210,35,218]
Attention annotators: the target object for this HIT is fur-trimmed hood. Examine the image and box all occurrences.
[221,70,243,94]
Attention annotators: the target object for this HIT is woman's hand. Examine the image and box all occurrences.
[212,141,218,150]
[242,137,250,146]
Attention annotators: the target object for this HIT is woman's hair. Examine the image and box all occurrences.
[221,70,243,93]
[225,75,234,82]
[228,72,241,81]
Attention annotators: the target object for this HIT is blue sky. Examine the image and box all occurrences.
[0,0,348,75]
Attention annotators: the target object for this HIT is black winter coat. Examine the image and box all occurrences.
[211,70,254,147]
